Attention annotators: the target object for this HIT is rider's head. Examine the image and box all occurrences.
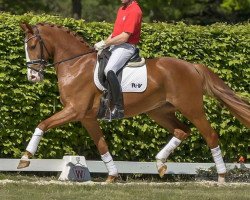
[121,0,134,6]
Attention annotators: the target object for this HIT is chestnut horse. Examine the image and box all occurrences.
[18,22,250,183]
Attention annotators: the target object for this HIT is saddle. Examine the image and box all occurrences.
[96,47,145,120]
[97,47,144,88]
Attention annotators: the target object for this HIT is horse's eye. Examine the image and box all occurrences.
[29,45,36,50]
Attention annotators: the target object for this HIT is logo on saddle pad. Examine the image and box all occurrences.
[132,83,143,88]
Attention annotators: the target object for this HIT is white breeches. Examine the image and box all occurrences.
[104,43,135,76]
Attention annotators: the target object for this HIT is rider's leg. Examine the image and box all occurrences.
[106,70,124,118]
[104,43,135,119]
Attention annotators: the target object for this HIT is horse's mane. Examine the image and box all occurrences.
[36,23,92,48]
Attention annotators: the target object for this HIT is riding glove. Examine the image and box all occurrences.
[94,40,106,51]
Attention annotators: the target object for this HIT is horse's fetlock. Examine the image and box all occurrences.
[173,129,189,140]
[37,123,47,132]
[207,132,219,148]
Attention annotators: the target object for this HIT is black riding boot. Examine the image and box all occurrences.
[106,70,124,119]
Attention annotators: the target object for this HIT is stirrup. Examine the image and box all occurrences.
[103,107,124,121]
[102,108,112,122]
[111,107,124,119]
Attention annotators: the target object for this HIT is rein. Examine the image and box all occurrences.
[25,26,96,74]
[46,50,95,67]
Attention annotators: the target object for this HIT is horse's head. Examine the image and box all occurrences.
[20,22,51,83]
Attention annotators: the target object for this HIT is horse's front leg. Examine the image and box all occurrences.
[81,118,118,183]
[17,106,78,169]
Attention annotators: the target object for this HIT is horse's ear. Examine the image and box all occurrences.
[20,22,34,34]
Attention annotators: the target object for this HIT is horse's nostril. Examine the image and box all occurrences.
[31,75,36,79]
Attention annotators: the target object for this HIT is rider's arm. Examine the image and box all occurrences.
[105,32,131,47]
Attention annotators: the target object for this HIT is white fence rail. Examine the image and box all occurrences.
[0,157,249,174]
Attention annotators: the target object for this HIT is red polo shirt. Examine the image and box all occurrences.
[112,1,142,44]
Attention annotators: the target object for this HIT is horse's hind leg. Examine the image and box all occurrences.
[178,104,226,183]
[80,118,118,183]
[147,105,191,177]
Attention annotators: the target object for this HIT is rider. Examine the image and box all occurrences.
[94,0,142,119]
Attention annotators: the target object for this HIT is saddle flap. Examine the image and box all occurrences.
[97,48,111,87]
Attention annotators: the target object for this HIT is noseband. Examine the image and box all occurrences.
[25,26,95,75]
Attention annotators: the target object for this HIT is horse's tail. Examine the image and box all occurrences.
[194,64,250,128]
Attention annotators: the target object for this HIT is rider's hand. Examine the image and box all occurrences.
[94,40,106,51]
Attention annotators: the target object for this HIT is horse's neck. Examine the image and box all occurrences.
[42,29,91,63]
[39,26,97,101]
[52,35,90,65]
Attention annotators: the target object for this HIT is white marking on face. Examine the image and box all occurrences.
[25,43,30,62]
[25,43,41,82]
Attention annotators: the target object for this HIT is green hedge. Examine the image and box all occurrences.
[0,13,249,163]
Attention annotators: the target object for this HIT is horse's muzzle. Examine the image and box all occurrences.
[27,68,44,83]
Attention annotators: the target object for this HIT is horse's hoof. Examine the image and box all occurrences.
[105,175,118,183]
[158,165,167,178]
[156,159,167,178]
[17,160,30,169]
[218,174,226,184]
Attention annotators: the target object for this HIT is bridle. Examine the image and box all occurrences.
[25,26,95,75]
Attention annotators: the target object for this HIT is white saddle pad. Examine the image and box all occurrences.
[94,61,147,92]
